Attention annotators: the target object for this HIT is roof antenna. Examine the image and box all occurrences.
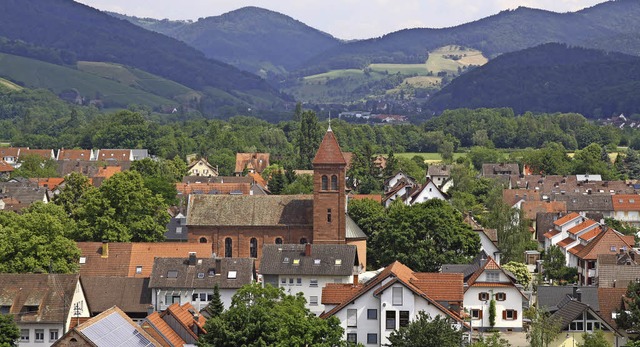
[328,111,332,132]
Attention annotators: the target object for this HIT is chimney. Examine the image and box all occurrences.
[353,273,359,285]
[101,240,108,258]
[305,243,312,257]
[572,285,582,302]
[188,252,197,266]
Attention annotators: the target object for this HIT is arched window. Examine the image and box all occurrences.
[275,237,283,245]
[225,238,233,258]
[300,237,308,244]
[327,208,332,223]
[331,175,338,190]
[321,175,328,190]
[199,237,207,243]
[250,238,258,258]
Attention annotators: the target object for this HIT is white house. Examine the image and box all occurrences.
[0,274,90,347]
[187,158,218,177]
[406,178,448,205]
[260,244,360,315]
[148,254,255,312]
[321,261,468,346]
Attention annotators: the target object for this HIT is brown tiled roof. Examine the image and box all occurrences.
[128,243,213,278]
[578,227,602,242]
[187,195,313,227]
[321,283,363,305]
[598,287,628,329]
[97,149,131,161]
[182,176,253,184]
[341,152,353,171]
[554,212,582,226]
[0,274,78,323]
[234,153,270,173]
[502,189,540,206]
[80,277,151,315]
[0,147,23,157]
[58,149,92,161]
[176,182,251,195]
[482,163,519,177]
[149,257,254,289]
[0,160,14,172]
[144,312,183,347]
[313,130,346,165]
[568,244,585,255]
[348,194,382,203]
[568,219,598,235]
[612,194,640,211]
[427,164,452,177]
[521,201,566,220]
[575,228,635,260]
[411,273,463,302]
[94,166,121,179]
[248,172,267,187]
[544,230,561,239]
[167,302,206,335]
[556,194,614,212]
[557,237,575,248]
[19,149,54,160]
[77,242,133,277]
[31,177,65,190]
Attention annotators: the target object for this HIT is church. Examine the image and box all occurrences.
[186,128,367,268]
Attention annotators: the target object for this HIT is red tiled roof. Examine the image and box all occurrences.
[31,177,65,190]
[248,172,267,188]
[20,149,53,160]
[557,237,576,248]
[502,189,540,206]
[575,228,635,260]
[612,194,640,211]
[520,201,566,220]
[554,212,581,226]
[322,283,364,305]
[176,182,252,195]
[568,244,585,255]
[313,130,346,165]
[568,219,598,235]
[143,312,180,347]
[544,230,561,239]
[0,160,14,172]
[97,149,131,161]
[94,166,121,179]
[0,147,23,157]
[348,194,382,203]
[598,287,628,329]
[469,282,516,288]
[234,153,270,173]
[410,273,463,302]
[58,149,92,161]
[128,243,212,278]
[579,227,602,242]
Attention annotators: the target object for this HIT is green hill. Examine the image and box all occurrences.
[113,7,342,77]
[426,43,640,117]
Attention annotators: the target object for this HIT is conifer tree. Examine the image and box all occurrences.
[203,284,224,318]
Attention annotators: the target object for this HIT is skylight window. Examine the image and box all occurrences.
[79,257,86,264]
[314,259,321,265]
[228,271,237,279]
[197,272,205,279]
[283,257,290,263]
[293,259,300,266]
[335,259,342,266]
[167,270,178,278]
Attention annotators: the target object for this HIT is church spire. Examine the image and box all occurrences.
[313,129,346,165]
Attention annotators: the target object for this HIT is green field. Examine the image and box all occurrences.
[0,53,178,108]
[397,152,467,164]
[0,77,22,91]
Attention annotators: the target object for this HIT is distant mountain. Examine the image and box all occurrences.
[113,7,342,76]
[426,43,640,117]
[297,0,640,74]
[0,0,289,115]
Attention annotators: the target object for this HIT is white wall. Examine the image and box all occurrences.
[17,323,63,347]
[464,286,523,331]
[277,274,354,315]
[152,288,237,312]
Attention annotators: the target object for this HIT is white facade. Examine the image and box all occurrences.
[266,274,354,315]
[383,185,413,208]
[407,180,446,206]
[476,231,501,265]
[151,288,236,312]
[612,210,640,227]
[384,172,410,192]
[464,270,524,331]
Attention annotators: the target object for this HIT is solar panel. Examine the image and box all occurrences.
[80,311,154,347]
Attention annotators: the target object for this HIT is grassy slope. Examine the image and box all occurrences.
[0,53,177,107]
[0,77,22,92]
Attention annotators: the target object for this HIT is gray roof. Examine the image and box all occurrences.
[81,277,151,315]
[550,299,591,328]
[536,212,561,243]
[165,215,188,241]
[0,181,48,206]
[260,244,357,276]
[148,257,255,289]
[346,214,367,239]
[187,195,313,226]
[537,286,599,311]
[182,176,253,184]
[427,164,452,177]
[553,194,613,212]
[441,251,489,282]
[482,163,520,177]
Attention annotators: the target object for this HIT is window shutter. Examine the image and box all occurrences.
[514,310,518,320]
[479,310,483,319]
[502,310,506,320]
[478,293,482,300]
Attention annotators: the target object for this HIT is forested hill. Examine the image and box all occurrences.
[0,0,288,112]
[426,43,640,117]
[112,7,342,76]
[297,0,640,74]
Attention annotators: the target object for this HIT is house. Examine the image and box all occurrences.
[442,254,526,332]
[18,148,55,161]
[260,244,360,315]
[406,178,448,205]
[320,261,468,346]
[187,158,218,177]
[596,252,640,288]
[165,213,188,242]
[482,163,520,177]
[383,171,417,193]
[426,164,452,189]
[56,149,95,161]
[148,254,255,312]
[572,227,635,286]
[181,176,253,184]
[52,306,161,347]
[0,181,50,211]
[141,303,206,347]
[519,201,567,234]
[234,153,270,175]
[0,274,90,347]
[175,182,252,196]
[611,194,640,227]
[382,181,417,208]
[80,277,152,323]
[76,242,213,278]
[502,189,540,209]
[464,214,501,264]
[554,194,614,217]
[0,159,14,178]
[96,149,133,162]
[0,147,25,165]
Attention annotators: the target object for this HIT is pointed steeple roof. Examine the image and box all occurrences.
[313,129,346,165]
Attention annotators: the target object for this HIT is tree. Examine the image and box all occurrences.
[0,313,19,347]
[11,154,58,178]
[502,262,532,289]
[616,281,640,340]
[72,171,170,242]
[53,172,93,215]
[297,110,322,169]
[198,284,346,347]
[577,330,611,347]
[0,202,80,273]
[542,245,576,283]
[371,199,480,272]
[347,142,381,194]
[202,284,224,319]
[387,312,463,347]
[525,306,562,347]
[383,150,399,178]
[281,174,313,195]
[489,298,497,328]
[470,332,512,347]
[438,140,455,163]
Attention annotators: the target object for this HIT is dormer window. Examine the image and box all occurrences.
[293,259,300,266]
[314,259,321,265]
[167,270,178,278]
[228,271,237,279]
[335,259,342,266]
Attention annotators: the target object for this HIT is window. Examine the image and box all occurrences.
[176,226,182,234]
[20,329,29,342]
[228,271,237,279]
[136,266,142,274]
[335,259,342,266]
[486,271,500,282]
[275,237,283,245]
[197,272,205,279]
[296,278,302,286]
[392,287,403,306]
[35,329,44,342]
[49,329,59,341]
[479,292,490,301]
[199,237,207,243]
[293,259,300,266]
[386,311,396,329]
[327,208,332,223]
[331,175,338,190]
[399,311,410,327]
[496,292,506,301]
[167,270,178,278]
[283,257,290,263]
[165,294,180,305]
[208,268,216,277]
[281,278,287,286]
[347,333,357,343]
[367,309,378,320]
[310,279,318,287]
[347,309,357,327]
[0,306,8,314]
[322,175,328,190]
[289,278,295,286]
[310,296,318,306]
[611,246,617,252]
[79,256,86,264]
[367,333,377,344]
[300,238,308,244]
[250,238,258,258]
[314,259,321,265]
[225,238,233,257]
[503,309,517,320]
[471,309,483,319]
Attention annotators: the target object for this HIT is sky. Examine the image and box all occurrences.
[76,0,607,40]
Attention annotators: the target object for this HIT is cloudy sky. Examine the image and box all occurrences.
[76,0,606,40]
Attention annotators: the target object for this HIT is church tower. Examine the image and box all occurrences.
[312,127,347,244]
